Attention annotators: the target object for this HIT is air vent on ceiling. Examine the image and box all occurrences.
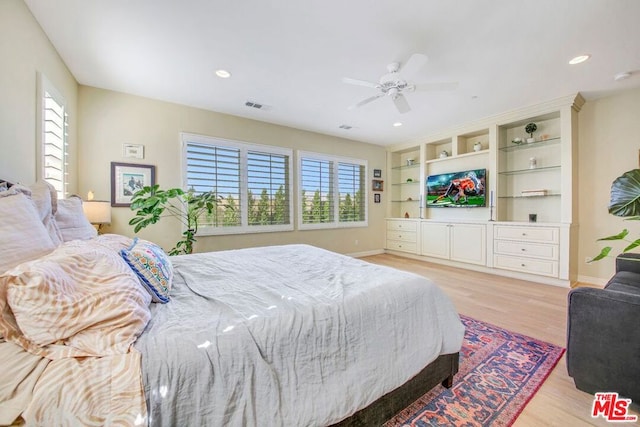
[245,101,272,111]
[339,124,353,130]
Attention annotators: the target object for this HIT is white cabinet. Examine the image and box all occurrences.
[421,222,486,266]
[386,219,419,254]
[492,224,560,278]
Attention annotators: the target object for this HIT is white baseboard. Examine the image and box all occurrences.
[576,275,607,287]
[349,249,385,258]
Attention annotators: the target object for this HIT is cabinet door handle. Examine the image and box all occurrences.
[521,248,526,251]
[521,263,526,267]
[522,233,527,236]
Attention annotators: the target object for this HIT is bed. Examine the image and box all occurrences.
[0,180,464,426]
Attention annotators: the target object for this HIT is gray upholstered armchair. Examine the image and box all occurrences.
[566,253,640,404]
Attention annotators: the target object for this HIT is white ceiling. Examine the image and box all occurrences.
[25,0,640,146]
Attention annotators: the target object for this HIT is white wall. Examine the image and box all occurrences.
[577,88,640,284]
[77,86,387,255]
[0,0,78,190]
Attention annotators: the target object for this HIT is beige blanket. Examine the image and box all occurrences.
[0,237,151,426]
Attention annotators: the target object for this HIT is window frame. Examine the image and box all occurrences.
[181,132,294,236]
[297,150,368,230]
[37,73,68,199]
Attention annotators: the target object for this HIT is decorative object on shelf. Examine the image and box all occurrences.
[512,137,523,145]
[439,150,449,159]
[525,122,537,143]
[404,212,410,218]
[529,157,537,169]
[406,178,414,183]
[372,179,384,192]
[111,162,156,207]
[473,142,482,152]
[541,134,550,141]
[589,168,640,262]
[522,189,547,197]
[129,185,220,255]
[374,193,381,203]
[406,158,415,166]
[373,168,382,178]
[407,197,413,201]
[529,213,537,223]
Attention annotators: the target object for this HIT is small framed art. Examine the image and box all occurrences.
[374,193,381,203]
[373,169,382,178]
[372,179,384,192]
[111,162,156,207]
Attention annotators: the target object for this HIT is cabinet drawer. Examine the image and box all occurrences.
[386,240,417,253]
[494,225,559,244]
[387,220,418,232]
[494,254,559,277]
[387,231,417,243]
[494,240,558,260]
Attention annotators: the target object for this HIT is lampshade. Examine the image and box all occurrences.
[83,200,111,224]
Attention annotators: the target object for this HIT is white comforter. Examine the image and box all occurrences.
[134,244,464,426]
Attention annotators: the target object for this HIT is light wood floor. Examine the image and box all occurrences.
[361,253,638,427]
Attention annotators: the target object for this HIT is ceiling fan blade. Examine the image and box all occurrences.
[399,53,428,79]
[342,77,379,89]
[413,82,459,91]
[348,94,384,110]
[393,93,411,114]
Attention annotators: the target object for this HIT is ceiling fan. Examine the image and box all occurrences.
[342,54,458,114]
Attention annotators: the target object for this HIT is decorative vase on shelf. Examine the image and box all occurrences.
[525,122,537,143]
[473,142,482,152]
[439,150,449,159]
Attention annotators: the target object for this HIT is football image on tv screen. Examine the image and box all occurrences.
[426,169,486,207]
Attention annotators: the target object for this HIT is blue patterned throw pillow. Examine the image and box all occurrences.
[120,238,173,303]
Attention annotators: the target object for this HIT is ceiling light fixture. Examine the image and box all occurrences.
[393,122,403,127]
[614,71,632,81]
[215,69,232,78]
[569,54,591,65]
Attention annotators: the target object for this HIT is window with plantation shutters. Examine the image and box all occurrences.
[39,76,68,199]
[298,151,368,230]
[182,133,293,235]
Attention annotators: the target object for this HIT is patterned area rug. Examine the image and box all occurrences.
[385,315,565,427]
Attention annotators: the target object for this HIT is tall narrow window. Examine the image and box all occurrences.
[40,76,68,199]
[182,133,293,235]
[298,151,367,229]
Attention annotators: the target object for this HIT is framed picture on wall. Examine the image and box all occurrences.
[372,179,384,192]
[111,162,156,207]
[374,193,381,203]
[373,169,382,178]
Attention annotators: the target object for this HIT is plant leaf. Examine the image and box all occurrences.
[588,246,612,262]
[596,229,629,241]
[608,169,640,217]
[623,239,640,253]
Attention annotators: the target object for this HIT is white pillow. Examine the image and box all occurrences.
[28,181,62,246]
[55,196,97,242]
[0,192,56,274]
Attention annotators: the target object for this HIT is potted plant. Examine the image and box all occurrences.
[129,185,221,255]
[589,168,640,262]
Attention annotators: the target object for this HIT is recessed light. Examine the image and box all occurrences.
[393,122,403,127]
[215,69,232,78]
[569,55,591,65]
[614,71,632,81]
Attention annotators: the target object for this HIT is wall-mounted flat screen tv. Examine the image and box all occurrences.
[426,169,486,207]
